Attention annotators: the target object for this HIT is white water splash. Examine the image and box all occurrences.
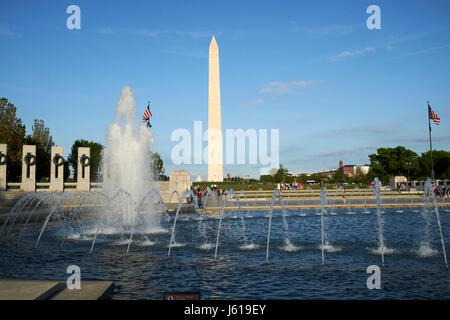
[282,239,301,252]
[138,239,156,246]
[168,242,185,248]
[101,86,158,230]
[199,243,215,250]
[417,241,438,257]
[240,243,260,250]
[370,245,396,255]
[319,243,342,253]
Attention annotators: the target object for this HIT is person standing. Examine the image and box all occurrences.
[197,191,203,208]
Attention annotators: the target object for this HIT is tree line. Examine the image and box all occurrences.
[260,146,449,185]
[0,98,166,182]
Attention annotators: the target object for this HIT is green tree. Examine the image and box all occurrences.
[273,164,289,183]
[295,174,309,184]
[159,174,169,181]
[308,173,328,185]
[330,170,347,183]
[150,152,165,181]
[284,174,295,183]
[25,119,54,181]
[367,146,418,183]
[67,139,103,181]
[259,174,274,183]
[0,98,26,181]
[416,150,450,180]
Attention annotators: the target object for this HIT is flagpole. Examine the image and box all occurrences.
[427,101,435,182]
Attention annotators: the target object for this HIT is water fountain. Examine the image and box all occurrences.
[371,177,396,268]
[1,83,449,300]
[1,171,449,299]
[253,188,263,215]
[168,190,201,257]
[394,196,404,213]
[212,189,254,261]
[362,187,371,214]
[330,186,344,214]
[265,189,298,264]
[0,86,167,254]
[422,179,448,269]
[320,188,327,265]
[319,187,339,263]
[101,85,158,229]
[347,186,359,214]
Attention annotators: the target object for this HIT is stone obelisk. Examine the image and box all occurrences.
[208,35,223,182]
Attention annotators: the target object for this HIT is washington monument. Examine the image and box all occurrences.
[207,35,223,182]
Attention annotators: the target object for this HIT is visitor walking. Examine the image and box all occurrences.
[197,191,203,208]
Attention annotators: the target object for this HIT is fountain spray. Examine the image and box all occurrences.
[373,177,385,268]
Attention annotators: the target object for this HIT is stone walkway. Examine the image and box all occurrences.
[0,280,114,300]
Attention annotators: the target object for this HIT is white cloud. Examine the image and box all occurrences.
[401,44,450,58]
[260,81,290,94]
[398,136,450,143]
[291,80,322,87]
[329,47,374,62]
[239,98,265,107]
[315,146,374,158]
[260,80,321,95]
[310,123,395,139]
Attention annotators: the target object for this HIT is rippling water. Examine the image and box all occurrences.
[0,208,449,299]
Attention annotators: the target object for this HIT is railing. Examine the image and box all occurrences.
[4,182,103,190]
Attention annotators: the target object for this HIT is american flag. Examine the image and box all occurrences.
[428,103,440,125]
[142,102,152,124]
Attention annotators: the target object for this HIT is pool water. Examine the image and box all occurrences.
[0,208,449,299]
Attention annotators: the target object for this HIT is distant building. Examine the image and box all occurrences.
[297,162,370,178]
[355,164,370,175]
[316,169,337,178]
[338,161,370,177]
[339,161,356,177]
[196,175,203,182]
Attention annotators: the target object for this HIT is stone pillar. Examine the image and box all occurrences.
[50,146,64,192]
[77,147,90,191]
[170,170,192,195]
[21,145,36,192]
[0,144,7,191]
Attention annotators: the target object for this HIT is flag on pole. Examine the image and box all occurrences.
[428,103,440,125]
[142,102,152,124]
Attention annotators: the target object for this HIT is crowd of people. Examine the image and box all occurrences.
[187,184,226,208]
[275,182,304,191]
[185,181,449,209]
[433,184,450,198]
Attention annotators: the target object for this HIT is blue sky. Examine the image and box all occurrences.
[1,0,450,179]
